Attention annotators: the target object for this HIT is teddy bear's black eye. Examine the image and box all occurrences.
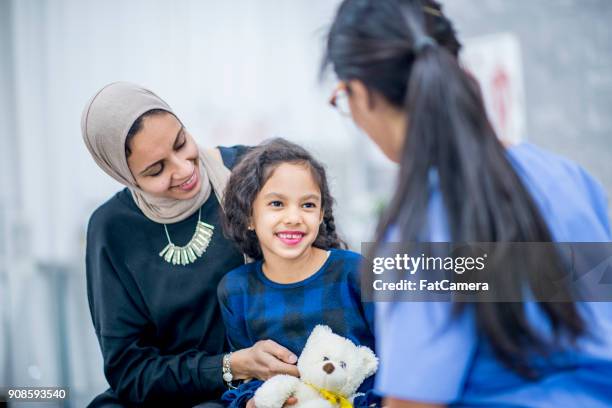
[340,361,347,369]
[323,356,330,361]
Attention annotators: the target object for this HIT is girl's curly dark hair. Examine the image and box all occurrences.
[223,138,347,260]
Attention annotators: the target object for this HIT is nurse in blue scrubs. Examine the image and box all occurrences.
[322,0,612,407]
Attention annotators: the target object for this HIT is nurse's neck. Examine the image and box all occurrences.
[384,106,407,164]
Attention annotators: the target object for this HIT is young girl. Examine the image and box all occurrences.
[217,138,377,407]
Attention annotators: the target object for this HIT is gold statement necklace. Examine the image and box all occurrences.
[159,209,214,266]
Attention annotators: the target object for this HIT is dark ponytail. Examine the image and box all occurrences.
[323,0,585,378]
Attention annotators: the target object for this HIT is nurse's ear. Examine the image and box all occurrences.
[347,79,373,113]
[347,79,389,113]
[346,79,394,136]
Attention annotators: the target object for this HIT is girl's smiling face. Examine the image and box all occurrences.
[126,112,202,200]
[250,162,324,262]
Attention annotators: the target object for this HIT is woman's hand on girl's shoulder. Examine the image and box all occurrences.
[231,340,300,380]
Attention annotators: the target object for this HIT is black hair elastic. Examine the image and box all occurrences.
[414,35,437,54]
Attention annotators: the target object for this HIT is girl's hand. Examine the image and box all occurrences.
[231,340,300,380]
[246,397,298,408]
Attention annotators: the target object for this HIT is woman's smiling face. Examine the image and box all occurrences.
[250,162,324,262]
[126,112,202,200]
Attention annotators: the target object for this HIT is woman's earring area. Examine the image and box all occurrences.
[329,82,352,117]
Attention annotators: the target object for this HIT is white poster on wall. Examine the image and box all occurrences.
[461,32,527,144]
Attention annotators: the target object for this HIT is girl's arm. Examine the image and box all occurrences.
[216,277,252,352]
[217,276,300,380]
[217,275,299,408]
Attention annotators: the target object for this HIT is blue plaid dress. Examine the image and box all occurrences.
[217,249,376,406]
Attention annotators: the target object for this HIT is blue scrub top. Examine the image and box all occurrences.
[375,143,612,407]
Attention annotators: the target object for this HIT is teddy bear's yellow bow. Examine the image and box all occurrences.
[305,382,353,408]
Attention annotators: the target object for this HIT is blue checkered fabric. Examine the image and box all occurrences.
[217,249,377,406]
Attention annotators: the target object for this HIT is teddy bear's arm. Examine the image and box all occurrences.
[253,374,301,408]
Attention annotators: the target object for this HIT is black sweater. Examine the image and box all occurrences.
[86,146,247,407]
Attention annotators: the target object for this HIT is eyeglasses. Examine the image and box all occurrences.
[329,83,351,117]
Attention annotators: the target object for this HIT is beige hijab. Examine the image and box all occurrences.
[81,82,230,224]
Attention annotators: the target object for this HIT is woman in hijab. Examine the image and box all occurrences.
[82,82,299,408]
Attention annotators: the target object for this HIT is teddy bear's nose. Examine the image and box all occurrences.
[323,362,335,374]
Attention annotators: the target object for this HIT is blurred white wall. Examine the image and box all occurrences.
[1,0,389,405]
[0,0,610,406]
[9,0,362,263]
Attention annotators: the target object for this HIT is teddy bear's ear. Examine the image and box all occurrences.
[311,325,333,337]
[358,346,379,377]
[302,325,334,356]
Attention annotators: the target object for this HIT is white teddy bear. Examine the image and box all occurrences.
[254,325,378,408]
